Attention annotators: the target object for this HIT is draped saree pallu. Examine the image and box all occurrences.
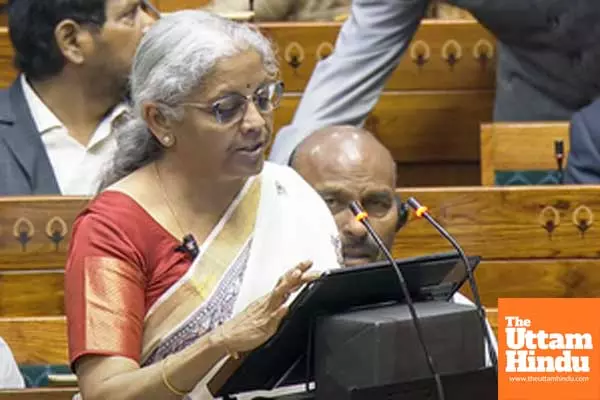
[141,177,261,367]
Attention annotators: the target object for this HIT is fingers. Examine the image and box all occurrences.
[301,271,322,283]
[275,261,312,286]
[269,261,315,308]
[295,261,313,273]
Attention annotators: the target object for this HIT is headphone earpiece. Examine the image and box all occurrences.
[395,195,409,232]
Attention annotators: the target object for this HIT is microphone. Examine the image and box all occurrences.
[175,234,200,259]
[554,139,565,184]
[405,197,498,374]
[349,201,446,400]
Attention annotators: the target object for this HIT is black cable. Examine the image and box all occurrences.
[349,201,445,400]
[406,197,498,375]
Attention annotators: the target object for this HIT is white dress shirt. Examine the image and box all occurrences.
[20,75,128,195]
[0,337,25,389]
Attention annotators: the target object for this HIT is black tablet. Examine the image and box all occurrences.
[210,251,480,397]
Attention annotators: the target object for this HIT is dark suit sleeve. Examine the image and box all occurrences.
[565,102,600,184]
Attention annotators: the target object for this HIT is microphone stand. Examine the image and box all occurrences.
[349,202,446,400]
[406,197,499,375]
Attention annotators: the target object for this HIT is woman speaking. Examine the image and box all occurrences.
[65,10,341,399]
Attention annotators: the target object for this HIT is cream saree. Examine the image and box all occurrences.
[141,162,342,399]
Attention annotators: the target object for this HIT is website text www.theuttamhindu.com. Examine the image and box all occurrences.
[508,376,590,383]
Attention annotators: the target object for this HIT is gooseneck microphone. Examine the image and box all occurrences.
[406,197,499,374]
[349,201,445,400]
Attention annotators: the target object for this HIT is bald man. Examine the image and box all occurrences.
[291,125,498,359]
[291,125,401,266]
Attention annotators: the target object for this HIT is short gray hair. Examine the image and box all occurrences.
[101,10,278,188]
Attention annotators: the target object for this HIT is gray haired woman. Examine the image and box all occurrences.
[64,10,341,399]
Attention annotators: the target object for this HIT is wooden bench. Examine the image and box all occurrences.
[4,185,600,315]
[0,316,77,389]
[0,20,495,186]
[0,317,67,365]
[0,197,87,317]
[480,122,570,185]
[395,185,600,307]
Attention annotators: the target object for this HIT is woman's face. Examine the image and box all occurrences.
[173,50,277,181]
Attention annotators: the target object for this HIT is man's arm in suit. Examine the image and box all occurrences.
[565,100,600,184]
[268,0,429,164]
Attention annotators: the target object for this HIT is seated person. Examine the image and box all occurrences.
[564,98,600,184]
[0,0,155,196]
[290,125,498,358]
[65,10,341,400]
[0,337,25,389]
[204,0,350,21]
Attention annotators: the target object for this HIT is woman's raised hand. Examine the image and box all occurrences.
[212,261,319,355]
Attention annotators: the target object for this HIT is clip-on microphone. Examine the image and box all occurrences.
[349,201,445,400]
[554,139,565,184]
[175,234,200,260]
[406,197,499,374]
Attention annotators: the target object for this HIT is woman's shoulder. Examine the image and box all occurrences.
[70,190,177,269]
[262,161,314,193]
[81,165,162,232]
[74,191,155,238]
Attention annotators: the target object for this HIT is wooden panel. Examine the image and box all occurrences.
[156,0,211,12]
[0,389,77,400]
[260,20,496,92]
[396,162,480,187]
[0,21,496,92]
[0,317,68,364]
[0,28,14,88]
[393,185,600,259]
[459,260,600,307]
[0,197,88,271]
[0,272,64,316]
[274,91,494,163]
[480,122,570,185]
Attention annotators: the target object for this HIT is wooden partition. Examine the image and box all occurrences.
[0,317,67,365]
[480,122,570,185]
[3,186,600,317]
[0,20,495,186]
[263,20,496,185]
[0,197,87,316]
[394,185,600,306]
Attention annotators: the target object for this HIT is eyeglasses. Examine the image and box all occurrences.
[181,81,284,125]
[141,0,161,19]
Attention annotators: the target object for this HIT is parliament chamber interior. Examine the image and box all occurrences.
[0,0,598,399]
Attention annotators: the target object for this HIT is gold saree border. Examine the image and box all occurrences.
[140,178,261,362]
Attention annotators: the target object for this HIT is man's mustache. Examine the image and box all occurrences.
[341,235,381,260]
